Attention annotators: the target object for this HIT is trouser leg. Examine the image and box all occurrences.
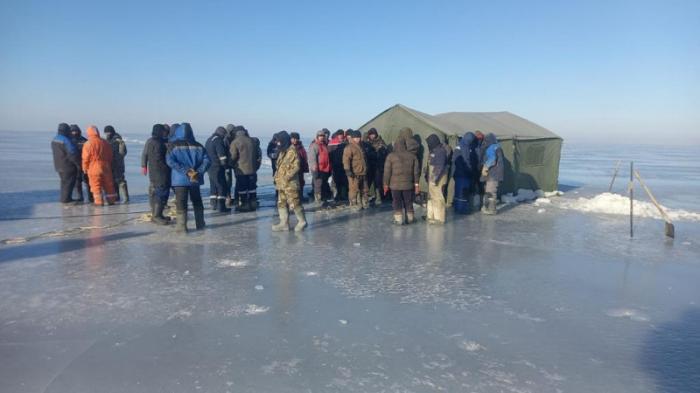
[102,169,117,204]
[190,186,205,229]
[59,170,77,203]
[208,167,219,209]
[74,170,84,200]
[174,187,189,232]
[391,189,405,214]
[88,170,103,205]
[428,176,446,223]
[359,175,369,207]
[348,176,359,205]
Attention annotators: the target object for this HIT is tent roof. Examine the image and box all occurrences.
[361,104,561,140]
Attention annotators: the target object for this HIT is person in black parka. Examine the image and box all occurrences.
[69,124,92,202]
[141,124,172,225]
[51,123,81,204]
[205,126,231,213]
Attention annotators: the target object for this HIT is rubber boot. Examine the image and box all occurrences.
[482,194,496,215]
[487,195,498,215]
[218,198,231,214]
[119,182,130,204]
[293,206,307,232]
[314,193,323,207]
[272,207,290,231]
[236,194,247,212]
[374,190,383,206]
[151,202,169,225]
[406,212,415,224]
[176,211,188,233]
[361,195,369,209]
[210,197,217,210]
[250,192,258,211]
[393,213,404,225]
[194,208,205,230]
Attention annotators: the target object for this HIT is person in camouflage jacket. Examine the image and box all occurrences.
[272,131,307,232]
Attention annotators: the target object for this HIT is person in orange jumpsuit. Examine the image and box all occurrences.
[82,126,118,205]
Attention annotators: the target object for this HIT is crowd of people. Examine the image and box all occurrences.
[51,122,504,232]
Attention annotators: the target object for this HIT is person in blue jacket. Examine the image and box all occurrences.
[166,123,211,232]
[452,132,480,214]
[51,123,81,204]
[480,133,504,215]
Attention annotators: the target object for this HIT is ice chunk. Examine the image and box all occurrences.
[558,193,700,221]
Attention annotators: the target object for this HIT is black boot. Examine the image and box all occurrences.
[249,192,258,211]
[151,202,170,225]
[236,194,248,212]
[119,182,130,204]
[209,196,217,210]
[218,198,231,213]
[194,208,205,230]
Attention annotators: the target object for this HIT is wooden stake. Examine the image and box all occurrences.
[608,160,622,192]
[634,170,675,238]
[629,162,634,238]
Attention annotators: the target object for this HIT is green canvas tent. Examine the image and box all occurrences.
[358,104,563,195]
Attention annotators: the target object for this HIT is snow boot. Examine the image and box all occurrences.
[119,182,130,204]
[210,196,218,210]
[194,208,205,230]
[218,198,231,214]
[236,194,248,212]
[361,196,369,209]
[293,206,307,232]
[225,196,233,209]
[482,194,497,215]
[393,213,404,225]
[314,193,323,207]
[151,202,170,225]
[250,192,258,211]
[272,207,290,231]
[176,211,188,233]
[406,212,415,224]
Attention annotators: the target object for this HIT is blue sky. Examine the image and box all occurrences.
[1,0,698,144]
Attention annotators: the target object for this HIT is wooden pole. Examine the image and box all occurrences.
[629,162,634,238]
[634,170,675,238]
[608,160,622,192]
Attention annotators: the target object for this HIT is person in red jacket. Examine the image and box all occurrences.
[308,129,332,205]
[291,132,309,201]
[81,126,118,206]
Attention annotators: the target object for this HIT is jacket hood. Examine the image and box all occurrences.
[483,133,499,148]
[276,131,291,151]
[57,123,70,136]
[215,126,227,137]
[398,127,413,140]
[235,129,248,138]
[426,134,441,152]
[459,132,475,162]
[104,125,116,136]
[225,124,235,133]
[152,124,166,138]
[69,124,82,136]
[393,138,407,152]
[173,123,195,143]
[87,125,100,139]
[251,137,260,146]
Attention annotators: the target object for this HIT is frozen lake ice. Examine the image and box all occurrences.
[1,130,699,392]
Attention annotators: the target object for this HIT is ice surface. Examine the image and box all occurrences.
[1,132,699,392]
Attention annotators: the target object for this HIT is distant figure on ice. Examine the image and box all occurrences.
[141,124,172,225]
[383,137,420,225]
[229,126,258,212]
[272,131,307,232]
[308,129,332,206]
[480,133,504,215]
[328,129,348,203]
[103,126,129,203]
[166,123,211,232]
[51,123,81,204]
[365,128,388,206]
[291,132,309,202]
[251,136,263,209]
[223,124,237,207]
[205,126,231,213]
[69,124,92,203]
[474,130,486,209]
[82,126,118,206]
[343,130,369,210]
[267,135,279,175]
[452,132,479,214]
[424,134,449,224]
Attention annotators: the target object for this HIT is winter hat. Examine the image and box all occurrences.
[316,129,326,137]
[225,124,235,133]
[350,130,362,139]
[69,124,82,135]
[215,126,227,136]
[104,125,115,135]
[332,130,344,138]
[426,134,441,151]
[57,123,70,136]
[276,131,291,150]
[323,128,331,138]
[290,132,300,140]
[367,128,378,137]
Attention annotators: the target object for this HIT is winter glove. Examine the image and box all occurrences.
[141,167,147,176]
[481,166,489,178]
[186,168,199,183]
[383,185,389,195]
